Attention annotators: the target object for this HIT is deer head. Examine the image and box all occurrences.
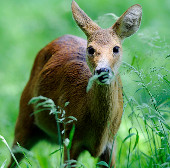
[72,0,142,84]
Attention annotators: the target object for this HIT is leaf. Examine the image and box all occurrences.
[35,99,53,109]
[86,75,98,93]
[28,96,47,105]
[131,128,139,151]
[30,108,47,116]
[122,133,136,144]
[135,87,143,93]
[157,98,170,108]
[49,108,57,115]
[131,55,137,66]
[162,121,170,131]
[16,142,32,166]
[63,159,86,168]
[1,159,7,168]
[68,124,75,149]
[65,102,70,107]
[65,120,74,124]
[61,130,65,134]
[119,134,135,162]
[68,116,77,121]
[166,54,170,58]
[148,158,153,167]
[96,161,109,168]
[0,135,21,168]
[118,128,139,162]
[86,72,110,92]
[141,151,152,159]
[49,147,63,156]
[166,155,170,162]
[163,77,170,85]
[57,118,65,123]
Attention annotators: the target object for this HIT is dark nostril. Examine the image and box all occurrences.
[96,68,110,75]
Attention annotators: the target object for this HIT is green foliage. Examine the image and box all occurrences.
[29,96,78,168]
[0,135,21,168]
[68,124,75,150]
[119,60,170,167]
[118,127,139,165]
[96,161,109,168]
[0,0,169,167]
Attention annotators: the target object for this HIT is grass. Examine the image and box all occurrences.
[0,0,169,167]
[120,62,170,167]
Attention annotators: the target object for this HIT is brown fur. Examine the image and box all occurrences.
[8,1,142,167]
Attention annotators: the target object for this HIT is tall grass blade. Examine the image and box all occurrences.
[96,161,109,168]
[0,135,21,168]
[16,142,32,166]
[49,147,64,156]
[68,124,75,150]
[1,159,7,168]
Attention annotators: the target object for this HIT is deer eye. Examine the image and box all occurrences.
[113,46,120,54]
[87,46,95,55]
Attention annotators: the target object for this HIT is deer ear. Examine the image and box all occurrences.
[71,0,100,37]
[112,4,142,39]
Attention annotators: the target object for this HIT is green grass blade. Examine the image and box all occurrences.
[16,142,32,166]
[68,124,75,150]
[96,161,109,168]
[1,159,7,168]
[0,135,21,168]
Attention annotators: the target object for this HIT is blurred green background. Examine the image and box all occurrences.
[0,0,169,167]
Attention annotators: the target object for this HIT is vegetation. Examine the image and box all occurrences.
[0,0,169,167]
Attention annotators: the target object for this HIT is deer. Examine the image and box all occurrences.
[8,1,142,167]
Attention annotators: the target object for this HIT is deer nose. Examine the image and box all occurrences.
[95,68,110,75]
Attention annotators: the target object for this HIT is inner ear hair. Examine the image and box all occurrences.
[112,4,142,39]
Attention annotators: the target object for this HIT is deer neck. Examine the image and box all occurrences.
[87,77,119,122]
